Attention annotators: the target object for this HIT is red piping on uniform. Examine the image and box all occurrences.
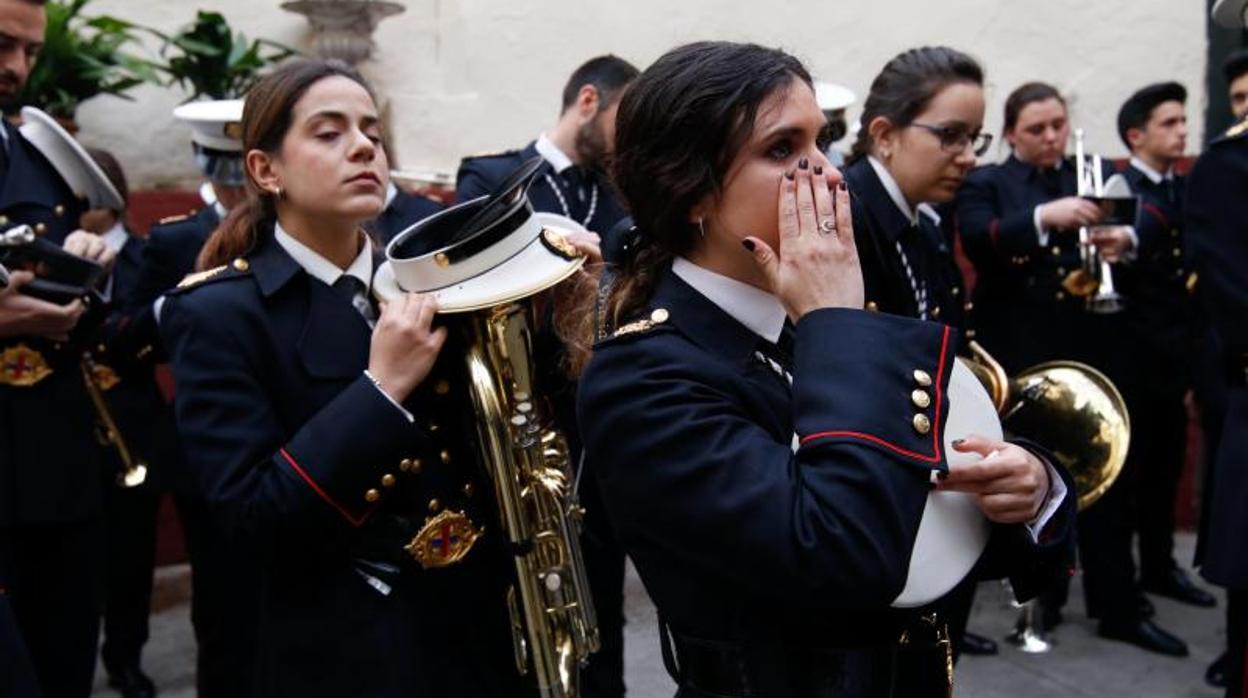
[1141,202,1170,229]
[279,448,371,527]
[800,324,951,464]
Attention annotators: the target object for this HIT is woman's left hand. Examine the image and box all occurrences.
[936,435,1049,524]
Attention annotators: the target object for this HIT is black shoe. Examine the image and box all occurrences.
[1141,568,1217,608]
[1097,618,1189,657]
[1206,652,1228,689]
[958,631,999,656]
[1089,594,1153,619]
[107,665,156,698]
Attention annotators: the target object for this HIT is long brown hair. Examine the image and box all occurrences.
[196,59,378,270]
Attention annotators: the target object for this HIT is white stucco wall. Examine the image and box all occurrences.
[74,0,1207,189]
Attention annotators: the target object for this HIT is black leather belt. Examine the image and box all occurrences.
[661,617,952,698]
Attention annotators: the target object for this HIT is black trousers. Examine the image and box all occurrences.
[578,461,627,698]
[0,519,105,698]
[100,477,160,673]
[1125,390,1189,579]
[1078,462,1141,622]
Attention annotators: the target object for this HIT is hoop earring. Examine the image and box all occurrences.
[697,217,707,239]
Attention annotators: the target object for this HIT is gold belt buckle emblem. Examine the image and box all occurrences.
[91,363,121,391]
[0,344,53,387]
[405,509,482,569]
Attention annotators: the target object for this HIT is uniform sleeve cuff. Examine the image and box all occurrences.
[1033,205,1050,247]
[364,369,415,423]
[1024,457,1068,542]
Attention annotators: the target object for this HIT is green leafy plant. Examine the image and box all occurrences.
[17,0,161,118]
[150,11,297,101]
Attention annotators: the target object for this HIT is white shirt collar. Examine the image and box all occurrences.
[384,181,398,209]
[671,256,787,343]
[273,221,373,289]
[100,220,128,253]
[1129,156,1173,185]
[867,155,918,225]
[866,155,942,227]
[535,132,574,174]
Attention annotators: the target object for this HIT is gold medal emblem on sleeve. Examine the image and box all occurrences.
[405,509,482,568]
[0,344,53,387]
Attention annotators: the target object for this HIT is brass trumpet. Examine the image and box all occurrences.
[1068,129,1125,314]
[79,352,148,489]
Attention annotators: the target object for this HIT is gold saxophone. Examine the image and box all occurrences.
[458,299,600,697]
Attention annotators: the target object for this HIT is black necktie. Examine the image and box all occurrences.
[333,275,376,327]
[758,322,796,379]
[1040,167,1062,196]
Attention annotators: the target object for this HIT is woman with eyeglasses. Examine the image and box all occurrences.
[842,46,1074,662]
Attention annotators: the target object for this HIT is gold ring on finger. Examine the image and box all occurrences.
[819,219,837,235]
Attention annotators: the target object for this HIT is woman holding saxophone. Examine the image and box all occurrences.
[159,59,577,696]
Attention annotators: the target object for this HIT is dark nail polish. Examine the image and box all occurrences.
[741,239,755,251]
[784,170,795,181]
[838,181,848,191]
[798,158,809,170]
[813,165,823,175]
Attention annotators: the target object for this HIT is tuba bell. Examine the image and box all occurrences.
[960,341,1129,510]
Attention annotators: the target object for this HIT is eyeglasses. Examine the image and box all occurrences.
[909,123,994,156]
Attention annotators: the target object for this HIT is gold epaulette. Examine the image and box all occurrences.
[611,308,670,338]
[177,264,227,289]
[463,148,519,161]
[1226,117,1248,139]
[157,212,193,225]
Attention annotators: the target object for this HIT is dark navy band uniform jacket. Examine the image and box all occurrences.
[577,265,1074,655]
[954,154,1119,374]
[1185,120,1248,589]
[159,229,527,697]
[0,121,97,527]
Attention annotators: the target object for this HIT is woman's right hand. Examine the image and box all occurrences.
[367,292,447,404]
[744,161,863,319]
[1038,196,1103,230]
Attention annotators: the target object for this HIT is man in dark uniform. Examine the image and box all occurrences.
[0,0,118,694]
[120,99,264,698]
[1187,6,1248,697]
[1226,48,1248,121]
[456,54,639,698]
[955,81,1188,656]
[456,55,637,260]
[79,148,188,698]
[368,179,443,245]
[1116,82,1218,610]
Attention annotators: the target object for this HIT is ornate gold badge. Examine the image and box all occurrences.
[223,121,243,140]
[91,363,120,391]
[405,510,482,569]
[0,344,52,387]
[540,228,583,260]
